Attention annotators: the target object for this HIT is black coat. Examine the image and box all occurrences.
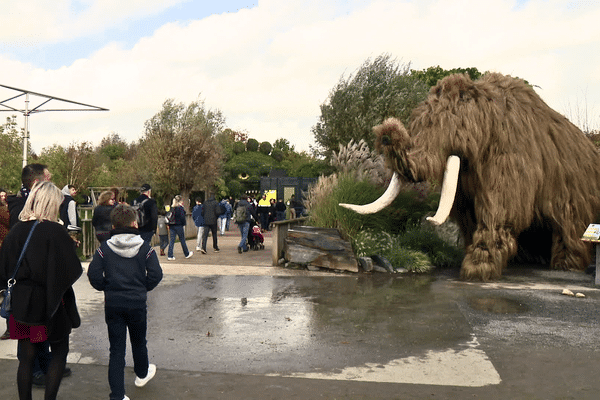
[0,220,82,338]
[92,204,114,236]
[133,194,158,233]
[202,197,220,226]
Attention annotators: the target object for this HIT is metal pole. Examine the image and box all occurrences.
[22,92,29,168]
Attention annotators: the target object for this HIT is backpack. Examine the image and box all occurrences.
[217,203,226,216]
[234,204,248,223]
[132,198,149,228]
[165,208,176,225]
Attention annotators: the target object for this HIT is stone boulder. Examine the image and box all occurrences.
[285,226,358,273]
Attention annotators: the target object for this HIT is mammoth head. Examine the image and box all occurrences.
[373,118,414,182]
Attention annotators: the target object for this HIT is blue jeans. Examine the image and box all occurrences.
[105,306,150,400]
[238,222,249,251]
[168,225,190,258]
[218,217,227,235]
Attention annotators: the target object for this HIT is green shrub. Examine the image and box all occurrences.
[395,227,464,269]
[232,141,246,154]
[246,138,259,152]
[271,149,284,162]
[259,141,272,155]
[353,229,433,273]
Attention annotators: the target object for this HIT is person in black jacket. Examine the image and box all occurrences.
[3,164,72,387]
[88,204,163,400]
[92,190,116,242]
[200,193,222,253]
[167,195,192,260]
[132,184,158,247]
[0,181,82,400]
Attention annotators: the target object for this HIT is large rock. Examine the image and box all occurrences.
[285,226,358,273]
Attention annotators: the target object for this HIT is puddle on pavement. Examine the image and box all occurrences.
[467,296,528,314]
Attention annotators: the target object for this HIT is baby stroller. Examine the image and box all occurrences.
[248,221,265,250]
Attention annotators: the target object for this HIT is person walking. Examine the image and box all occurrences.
[167,195,192,260]
[217,198,231,236]
[191,198,205,251]
[87,204,163,400]
[132,184,158,247]
[0,181,82,400]
[233,195,256,253]
[200,193,221,253]
[257,194,270,232]
[156,210,169,256]
[92,190,116,242]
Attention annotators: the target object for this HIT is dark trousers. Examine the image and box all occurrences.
[140,231,154,247]
[202,224,218,250]
[260,212,270,231]
[105,306,150,400]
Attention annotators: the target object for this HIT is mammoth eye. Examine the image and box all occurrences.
[381,135,392,146]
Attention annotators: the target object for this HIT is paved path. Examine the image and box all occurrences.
[2,230,600,399]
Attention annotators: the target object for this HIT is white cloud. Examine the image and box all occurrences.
[1,0,599,157]
[0,0,186,43]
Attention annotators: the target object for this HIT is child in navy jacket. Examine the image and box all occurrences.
[88,204,163,400]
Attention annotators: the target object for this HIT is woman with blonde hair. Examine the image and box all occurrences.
[167,195,192,260]
[92,190,116,242]
[0,181,82,400]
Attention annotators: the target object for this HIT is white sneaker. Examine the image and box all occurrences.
[123,396,130,400]
[167,257,175,261]
[185,252,194,258]
[196,247,201,251]
[135,363,156,387]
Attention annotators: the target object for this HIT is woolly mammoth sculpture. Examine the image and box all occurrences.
[341,73,600,281]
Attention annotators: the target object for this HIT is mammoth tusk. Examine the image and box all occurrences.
[339,172,402,214]
[426,155,461,226]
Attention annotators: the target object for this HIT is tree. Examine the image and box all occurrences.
[89,133,139,190]
[273,138,294,153]
[38,141,96,191]
[0,116,23,192]
[312,54,430,158]
[140,98,225,204]
[410,65,484,87]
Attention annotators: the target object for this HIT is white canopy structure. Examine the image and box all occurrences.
[0,84,108,167]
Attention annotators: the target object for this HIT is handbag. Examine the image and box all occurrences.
[0,220,39,319]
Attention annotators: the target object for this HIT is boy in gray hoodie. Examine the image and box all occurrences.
[88,204,163,400]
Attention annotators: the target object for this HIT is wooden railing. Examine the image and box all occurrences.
[270,217,309,266]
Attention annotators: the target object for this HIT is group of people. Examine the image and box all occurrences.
[106,187,300,259]
[0,165,161,400]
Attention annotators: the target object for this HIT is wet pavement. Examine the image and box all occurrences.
[2,230,600,399]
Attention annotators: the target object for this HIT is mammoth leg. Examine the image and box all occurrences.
[460,225,518,281]
[549,223,591,271]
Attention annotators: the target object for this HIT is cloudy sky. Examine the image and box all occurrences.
[1,0,599,155]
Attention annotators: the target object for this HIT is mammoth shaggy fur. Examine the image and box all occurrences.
[374,73,600,281]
